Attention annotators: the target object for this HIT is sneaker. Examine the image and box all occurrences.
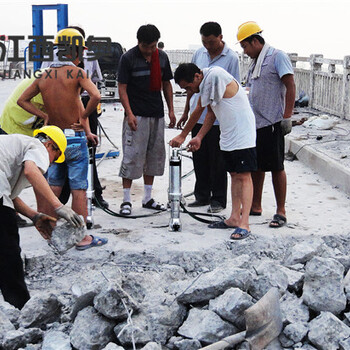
[93,196,109,209]
[207,203,225,213]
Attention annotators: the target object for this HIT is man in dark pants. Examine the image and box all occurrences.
[176,22,240,213]
[0,126,83,309]
[81,96,109,208]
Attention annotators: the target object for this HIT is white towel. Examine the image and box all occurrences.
[249,43,270,80]
[49,48,76,68]
[200,67,232,107]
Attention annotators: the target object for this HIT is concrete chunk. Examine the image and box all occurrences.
[308,312,350,350]
[178,308,237,344]
[49,220,86,254]
[19,293,62,328]
[303,257,346,314]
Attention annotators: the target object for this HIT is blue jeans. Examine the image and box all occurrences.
[47,132,88,190]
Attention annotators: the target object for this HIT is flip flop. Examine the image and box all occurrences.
[120,201,132,215]
[269,214,287,228]
[142,198,166,211]
[230,227,251,240]
[208,220,237,229]
[76,235,108,250]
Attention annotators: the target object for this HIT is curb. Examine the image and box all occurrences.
[285,135,350,196]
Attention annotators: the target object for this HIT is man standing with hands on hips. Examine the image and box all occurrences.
[237,21,295,228]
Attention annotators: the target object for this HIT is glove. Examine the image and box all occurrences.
[32,213,57,240]
[281,118,292,136]
[55,205,84,228]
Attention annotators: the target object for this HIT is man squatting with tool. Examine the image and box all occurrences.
[170,63,256,240]
[117,24,176,215]
[17,28,108,250]
[0,126,83,309]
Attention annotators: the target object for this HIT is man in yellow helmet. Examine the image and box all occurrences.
[237,21,296,228]
[17,28,107,250]
[0,126,83,309]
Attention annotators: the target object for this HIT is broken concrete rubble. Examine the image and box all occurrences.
[3,234,350,349]
[49,220,86,254]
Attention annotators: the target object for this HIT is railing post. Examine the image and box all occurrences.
[342,56,350,120]
[289,53,298,68]
[309,54,323,108]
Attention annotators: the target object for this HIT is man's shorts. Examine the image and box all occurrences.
[221,147,257,173]
[47,131,88,190]
[256,121,285,172]
[119,116,165,180]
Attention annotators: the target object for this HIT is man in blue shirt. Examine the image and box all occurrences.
[177,22,240,213]
[237,21,296,228]
[118,24,176,215]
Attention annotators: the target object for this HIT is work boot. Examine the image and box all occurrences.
[93,196,109,209]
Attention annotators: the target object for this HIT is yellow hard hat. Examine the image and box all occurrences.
[236,21,263,43]
[54,28,87,48]
[33,126,67,163]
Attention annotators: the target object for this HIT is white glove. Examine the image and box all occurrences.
[281,118,292,136]
[55,205,84,227]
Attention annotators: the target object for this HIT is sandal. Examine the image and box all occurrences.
[142,198,166,211]
[269,214,287,228]
[76,235,108,250]
[208,220,237,229]
[230,227,251,240]
[120,201,132,215]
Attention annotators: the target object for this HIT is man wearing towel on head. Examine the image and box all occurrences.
[237,21,295,228]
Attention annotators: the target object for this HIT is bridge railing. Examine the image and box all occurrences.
[166,50,350,120]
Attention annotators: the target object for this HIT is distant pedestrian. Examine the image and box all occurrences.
[157,41,164,50]
[176,22,240,213]
[237,21,295,227]
[117,24,176,215]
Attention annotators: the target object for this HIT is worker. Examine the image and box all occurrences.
[41,25,109,209]
[0,72,47,226]
[0,126,83,309]
[17,28,107,250]
[237,21,295,228]
[117,24,176,215]
[176,22,240,213]
[172,63,256,240]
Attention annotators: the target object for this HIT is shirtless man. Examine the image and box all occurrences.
[17,28,107,250]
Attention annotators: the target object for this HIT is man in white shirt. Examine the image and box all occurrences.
[0,126,83,309]
[170,63,256,240]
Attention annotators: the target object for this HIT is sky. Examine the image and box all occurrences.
[1,0,349,60]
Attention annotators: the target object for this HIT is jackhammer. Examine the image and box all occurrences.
[168,147,182,231]
[86,146,94,229]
